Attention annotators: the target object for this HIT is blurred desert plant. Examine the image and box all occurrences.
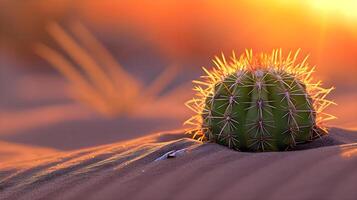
[34,22,184,117]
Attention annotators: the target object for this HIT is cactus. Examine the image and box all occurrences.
[185,49,335,151]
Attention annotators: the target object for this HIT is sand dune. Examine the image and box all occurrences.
[0,128,356,200]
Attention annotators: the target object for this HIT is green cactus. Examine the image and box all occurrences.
[185,49,334,152]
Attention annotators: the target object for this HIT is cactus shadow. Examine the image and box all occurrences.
[292,127,357,150]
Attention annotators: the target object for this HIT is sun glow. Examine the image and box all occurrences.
[277,0,357,21]
[309,0,357,19]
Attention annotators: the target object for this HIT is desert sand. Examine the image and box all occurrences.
[0,128,356,200]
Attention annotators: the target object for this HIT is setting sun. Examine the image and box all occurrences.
[310,0,357,19]
[278,0,357,22]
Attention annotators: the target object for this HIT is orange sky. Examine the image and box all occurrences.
[1,0,356,130]
[77,0,357,85]
[1,0,356,84]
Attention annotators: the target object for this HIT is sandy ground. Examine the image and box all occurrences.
[0,128,356,200]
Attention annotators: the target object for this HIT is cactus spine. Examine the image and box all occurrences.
[185,49,335,151]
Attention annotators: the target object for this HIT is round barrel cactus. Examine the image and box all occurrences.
[185,49,334,151]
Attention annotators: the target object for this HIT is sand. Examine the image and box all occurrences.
[0,128,356,200]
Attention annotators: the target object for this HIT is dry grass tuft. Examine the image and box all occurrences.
[34,21,184,117]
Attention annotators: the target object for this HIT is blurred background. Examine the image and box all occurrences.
[0,0,356,150]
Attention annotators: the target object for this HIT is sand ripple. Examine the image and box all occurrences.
[0,128,356,200]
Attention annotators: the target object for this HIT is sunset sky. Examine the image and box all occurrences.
[0,0,356,129]
[45,0,355,92]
